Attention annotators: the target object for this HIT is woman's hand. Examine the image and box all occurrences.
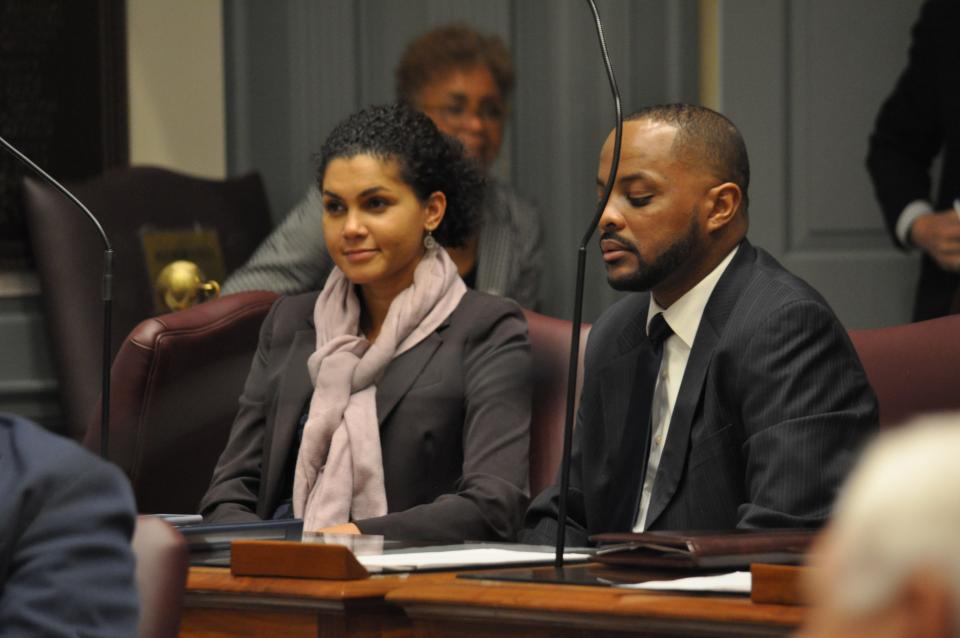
[315,522,361,535]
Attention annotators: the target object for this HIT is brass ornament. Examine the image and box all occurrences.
[155,260,221,312]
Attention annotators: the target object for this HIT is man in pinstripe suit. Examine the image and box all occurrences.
[522,104,878,546]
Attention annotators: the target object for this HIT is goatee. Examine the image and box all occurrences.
[604,216,700,292]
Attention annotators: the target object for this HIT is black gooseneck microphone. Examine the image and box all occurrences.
[1,134,114,460]
[554,0,623,568]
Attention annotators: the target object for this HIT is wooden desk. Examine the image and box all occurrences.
[181,565,806,638]
[181,566,451,638]
[386,570,806,638]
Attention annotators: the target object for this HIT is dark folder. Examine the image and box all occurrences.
[590,529,816,570]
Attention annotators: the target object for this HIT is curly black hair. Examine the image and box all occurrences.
[317,103,486,248]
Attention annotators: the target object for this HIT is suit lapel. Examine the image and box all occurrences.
[376,326,448,426]
[597,304,651,531]
[644,241,758,528]
[599,304,650,450]
[262,328,315,508]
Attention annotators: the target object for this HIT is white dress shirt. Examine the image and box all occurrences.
[633,245,739,531]
[895,199,934,248]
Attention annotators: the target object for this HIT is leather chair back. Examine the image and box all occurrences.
[23,166,272,439]
[523,309,591,498]
[132,516,188,638]
[849,314,960,428]
[85,291,278,513]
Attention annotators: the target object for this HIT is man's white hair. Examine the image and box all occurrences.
[827,413,960,626]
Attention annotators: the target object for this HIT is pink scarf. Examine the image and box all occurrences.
[292,247,467,530]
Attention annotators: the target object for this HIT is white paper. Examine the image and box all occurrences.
[357,548,590,571]
[152,513,204,526]
[616,571,751,593]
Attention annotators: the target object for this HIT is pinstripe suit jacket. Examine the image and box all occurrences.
[521,240,879,547]
[223,181,543,310]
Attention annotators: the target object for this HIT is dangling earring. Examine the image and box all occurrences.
[423,230,437,250]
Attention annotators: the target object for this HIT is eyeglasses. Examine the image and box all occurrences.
[420,101,506,126]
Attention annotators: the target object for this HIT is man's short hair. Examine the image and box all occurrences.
[826,414,960,624]
[627,104,750,214]
[395,24,515,103]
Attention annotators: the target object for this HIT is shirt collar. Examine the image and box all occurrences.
[646,245,740,349]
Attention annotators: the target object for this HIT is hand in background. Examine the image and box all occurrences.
[910,210,960,271]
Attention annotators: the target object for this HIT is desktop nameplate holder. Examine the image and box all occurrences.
[231,540,370,580]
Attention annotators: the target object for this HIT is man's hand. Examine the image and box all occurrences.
[910,210,960,271]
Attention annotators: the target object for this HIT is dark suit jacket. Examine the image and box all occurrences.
[521,241,879,547]
[867,0,960,320]
[0,413,138,637]
[199,289,531,542]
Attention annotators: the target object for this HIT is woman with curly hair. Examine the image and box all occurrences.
[199,104,532,542]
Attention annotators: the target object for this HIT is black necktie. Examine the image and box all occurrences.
[647,313,674,358]
[611,312,674,531]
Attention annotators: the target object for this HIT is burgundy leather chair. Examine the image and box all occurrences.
[523,309,591,498]
[85,290,278,514]
[849,314,960,428]
[23,166,273,439]
[132,516,188,638]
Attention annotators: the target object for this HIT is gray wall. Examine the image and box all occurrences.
[718,0,925,328]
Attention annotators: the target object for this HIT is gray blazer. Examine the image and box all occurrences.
[200,290,532,542]
[0,413,138,637]
[521,240,879,546]
[222,181,544,310]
